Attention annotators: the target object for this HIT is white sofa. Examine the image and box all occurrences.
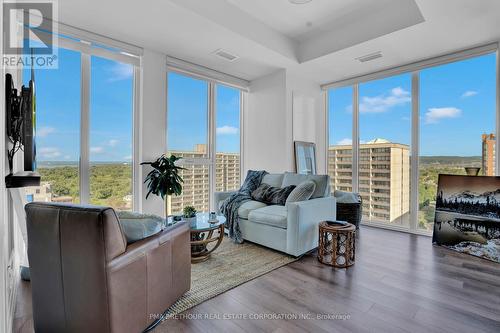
[215,172,336,257]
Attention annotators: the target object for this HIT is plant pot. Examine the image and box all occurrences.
[184,216,197,228]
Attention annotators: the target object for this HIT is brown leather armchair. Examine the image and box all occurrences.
[25,202,191,333]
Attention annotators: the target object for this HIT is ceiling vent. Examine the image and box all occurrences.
[213,49,239,62]
[356,51,382,63]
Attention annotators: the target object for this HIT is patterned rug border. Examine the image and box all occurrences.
[159,240,299,322]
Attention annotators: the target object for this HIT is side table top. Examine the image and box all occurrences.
[319,221,355,231]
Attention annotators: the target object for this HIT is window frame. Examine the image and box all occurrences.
[166,69,244,212]
[326,43,500,236]
[26,33,140,209]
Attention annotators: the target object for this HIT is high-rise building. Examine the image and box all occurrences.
[328,138,410,225]
[169,144,240,214]
[482,133,495,176]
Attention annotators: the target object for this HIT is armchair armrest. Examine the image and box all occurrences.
[286,197,336,256]
[214,190,237,213]
[106,222,190,332]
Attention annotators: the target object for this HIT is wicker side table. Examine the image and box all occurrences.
[318,221,355,268]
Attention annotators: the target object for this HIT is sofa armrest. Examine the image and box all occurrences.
[286,197,336,256]
[214,190,237,213]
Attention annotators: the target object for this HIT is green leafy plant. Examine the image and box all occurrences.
[183,205,197,218]
[141,155,185,214]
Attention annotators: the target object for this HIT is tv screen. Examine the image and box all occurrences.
[21,78,36,171]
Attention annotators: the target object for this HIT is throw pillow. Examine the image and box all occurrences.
[117,211,166,244]
[251,183,296,205]
[286,180,316,204]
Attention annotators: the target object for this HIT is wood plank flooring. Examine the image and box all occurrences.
[13,226,500,333]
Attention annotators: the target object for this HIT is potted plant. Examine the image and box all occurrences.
[141,154,184,218]
[183,206,197,227]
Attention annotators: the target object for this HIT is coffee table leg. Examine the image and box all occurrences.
[191,225,224,263]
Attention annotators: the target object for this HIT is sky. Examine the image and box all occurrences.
[329,53,496,156]
[24,50,240,163]
[26,50,496,162]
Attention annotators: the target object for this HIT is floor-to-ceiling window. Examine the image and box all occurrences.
[328,87,354,194]
[167,72,210,213]
[24,35,139,211]
[418,53,497,232]
[327,49,497,234]
[90,56,134,209]
[24,47,81,204]
[167,72,243,214]
[359,74,411,227]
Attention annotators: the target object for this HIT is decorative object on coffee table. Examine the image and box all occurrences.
[318,221,355,268]
[183,205,197,227]
[187,213,225,263]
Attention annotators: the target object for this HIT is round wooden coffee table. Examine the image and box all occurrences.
[188,213,225,263]
[318,221,356,268]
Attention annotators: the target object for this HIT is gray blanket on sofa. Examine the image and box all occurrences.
[221,170,267,243]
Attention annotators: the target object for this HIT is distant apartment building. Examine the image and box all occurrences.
[25,183,74,204]
[169,144,240,214]
[328,138,410,224]
[482,133,495,176]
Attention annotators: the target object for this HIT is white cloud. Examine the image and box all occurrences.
[108,62,133,82]
[216,125,238,135]
[90,146,104,153]
[37,126,55,137]
[461,90,478,98]
[64,155,71,160]
[425,107,462,124]
[123,155,132,160]
[336,138,352,145]
[107,139,119,147]
[39,147,62,159]
[359,87,411,113]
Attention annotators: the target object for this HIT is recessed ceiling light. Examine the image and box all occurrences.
[289,0,312,4]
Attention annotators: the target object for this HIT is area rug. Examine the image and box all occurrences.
[163,239,297,317]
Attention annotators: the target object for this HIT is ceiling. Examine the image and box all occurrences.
[57,0,500,85]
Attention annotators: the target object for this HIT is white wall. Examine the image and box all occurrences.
[139,50,167,216]
[244,69,291,174]
[287,73,326,174]
[244,69,325,175]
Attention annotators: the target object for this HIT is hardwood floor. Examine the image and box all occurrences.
[13,226,500,333]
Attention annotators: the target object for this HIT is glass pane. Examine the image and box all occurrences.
[328,87,353,193]
[215,85,240,192]
[167,72,210,213]
[170,164,210,214]
[359,74,411,227]
[167,72,209,157]
[90,56,133,210]
[419,53,496,231]
[24,47,81,204]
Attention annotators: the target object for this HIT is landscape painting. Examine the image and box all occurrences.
[433,174,500,263]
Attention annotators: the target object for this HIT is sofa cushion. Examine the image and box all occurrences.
[262,173,284,188]
[248,205,288,229]
[117,211,165,244]
[251,183,296,205]
[286,180,316,204]
[282,172,329,199]
[237,200,268,219]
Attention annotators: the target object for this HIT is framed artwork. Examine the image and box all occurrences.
[433,174,500,263]
[294,141,316,175]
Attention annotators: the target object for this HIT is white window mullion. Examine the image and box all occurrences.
[496,49,500,176]
[132,65,141,212]
[209,82,216,212]
[352,84,360,193]
[79,53,90,204]
[410,72,420,232]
